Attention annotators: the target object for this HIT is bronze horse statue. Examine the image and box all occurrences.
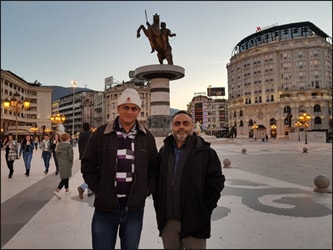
[137,13,174,65]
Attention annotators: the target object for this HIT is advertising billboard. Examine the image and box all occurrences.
[207,87,225,96]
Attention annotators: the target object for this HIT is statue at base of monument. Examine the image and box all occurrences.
[137,12,176,65]
[57,124,66,135]
[195,121,202,135]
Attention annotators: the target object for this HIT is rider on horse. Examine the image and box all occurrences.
[137,13,176,65]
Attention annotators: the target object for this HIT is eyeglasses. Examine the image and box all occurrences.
[120,105,139,112]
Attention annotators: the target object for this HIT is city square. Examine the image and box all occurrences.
[1,138,332,249]
[1,2,332,249]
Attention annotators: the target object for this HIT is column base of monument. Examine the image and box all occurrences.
[147,115,172,137]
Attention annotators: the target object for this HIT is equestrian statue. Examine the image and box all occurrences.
[137,12,176,65]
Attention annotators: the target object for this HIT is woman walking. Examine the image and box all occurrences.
[3,134,18,178]
[53,133,73,199]
[40,134,52,174]
[19,135,34,176]
[33,136,39,150]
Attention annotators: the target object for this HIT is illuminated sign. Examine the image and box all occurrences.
[207,87,225,96]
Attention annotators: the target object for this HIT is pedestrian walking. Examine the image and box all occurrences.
[3,134,19,178]
[39,134,52,174]
[19,135,34,176]
[77,122,94,199]
[81,88,159,249]
[50,134,60,175]
[153,110,225,249]
[33,136,39,150]
[53,133,74,199]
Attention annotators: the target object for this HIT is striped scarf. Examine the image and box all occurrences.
[114,129,137,198]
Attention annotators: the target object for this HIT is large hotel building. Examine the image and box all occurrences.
[226,21,332,139]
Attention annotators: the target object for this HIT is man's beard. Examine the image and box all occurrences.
[174,131,188,143]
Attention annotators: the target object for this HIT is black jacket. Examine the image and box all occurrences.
[153,134,225,239]
[82,118,159,212]
[78,130,92,161]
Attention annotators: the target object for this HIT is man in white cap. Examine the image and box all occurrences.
[81,88,159,249]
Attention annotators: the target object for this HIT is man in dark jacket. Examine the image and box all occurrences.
[153,110,225,249]
[77,122,93,199]
[81,88,159,250]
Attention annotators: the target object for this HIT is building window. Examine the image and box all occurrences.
[313,104,321,113]
[283,106,291,114]
[314,116,322,124]
[298,105,306,114]
[271,95,274,102]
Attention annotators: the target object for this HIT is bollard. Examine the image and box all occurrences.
[303,147,308,153]
[241,148,247,154]
[223,158,231,168]
[313,175,332,193]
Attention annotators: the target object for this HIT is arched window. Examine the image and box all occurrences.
[240,110,243,117]
[270,118,276,125]
[283,106,291,113]
[248,119,254,126]
[233,111,237,117]
[314,116,322,124]
[240,120,244,127]
[298,105,306,114]
[313,104,321,113]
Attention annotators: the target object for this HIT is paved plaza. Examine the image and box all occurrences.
[1,137,332,249]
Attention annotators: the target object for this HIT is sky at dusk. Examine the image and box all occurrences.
[1,1,332,110]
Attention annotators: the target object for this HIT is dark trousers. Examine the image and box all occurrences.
[52,152,59,171]
[57,178,69,190]
[6,160,14,176]
[161,220,207,249]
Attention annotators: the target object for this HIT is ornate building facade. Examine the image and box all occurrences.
[187,95,228,137]
[227,21,332,139]
[1,69,52,138]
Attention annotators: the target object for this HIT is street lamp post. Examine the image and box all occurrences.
[298,112,311,144]
[44,128,53,134]
[3,92,30,141]
[295,121,302,142]
[50,112,66,133]
[270,124,277,139]
[252,122,258,141]
[30,126,39,135]
[71,80,77,140]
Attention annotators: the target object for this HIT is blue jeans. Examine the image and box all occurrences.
[22,151,33,170]
[42,151,51,171]
[80,182,93,193]
[91,200,144,249]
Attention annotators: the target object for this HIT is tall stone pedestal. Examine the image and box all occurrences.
[135,64,185,137]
